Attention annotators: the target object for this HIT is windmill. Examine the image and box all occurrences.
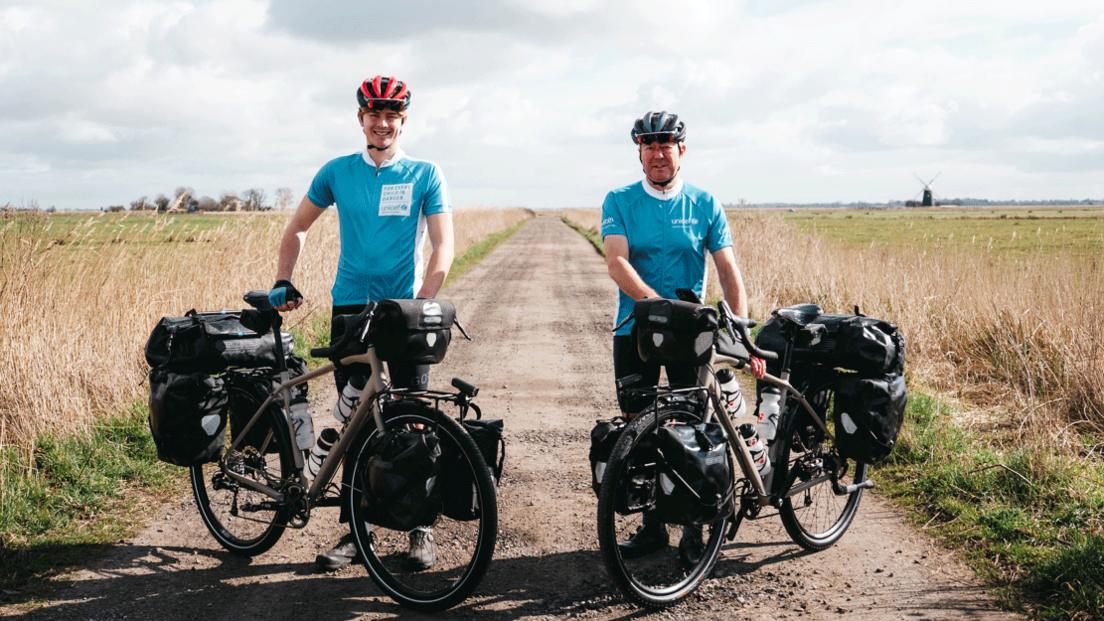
[909,173,940,207]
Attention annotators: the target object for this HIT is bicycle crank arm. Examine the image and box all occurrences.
[833,478,875,496]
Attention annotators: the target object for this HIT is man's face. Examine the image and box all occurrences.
[360,109,405,150]
[639,140,686,185]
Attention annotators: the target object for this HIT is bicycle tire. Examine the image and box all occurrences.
[191,404,296,556]
[777,377,868,551]
[347,400,497,612]
[596,404,729,608]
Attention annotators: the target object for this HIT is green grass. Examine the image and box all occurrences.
[0,210,262,248]
[879,393,1104,620]
[0,402,181,592]
[560,216,604,256]
[777,207,1104,257]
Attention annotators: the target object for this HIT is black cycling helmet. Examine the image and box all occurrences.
[357,75,412,112]
[631,111,686,145]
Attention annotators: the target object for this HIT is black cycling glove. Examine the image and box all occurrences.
[268,279,303,308]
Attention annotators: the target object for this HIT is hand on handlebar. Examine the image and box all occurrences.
[269,279,304,312]
[750,356,766,380]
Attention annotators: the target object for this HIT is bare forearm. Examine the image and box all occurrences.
[718,269,748,317]
[275,229,306,282]
[608,257,658,301]
[416,244,454,298]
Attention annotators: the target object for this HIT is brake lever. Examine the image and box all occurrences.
[717,300,739,343]
[453,317,473,341]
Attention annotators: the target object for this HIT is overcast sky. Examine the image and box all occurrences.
[1,0,1101,210]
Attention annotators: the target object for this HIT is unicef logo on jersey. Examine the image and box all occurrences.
[671,217,699,226]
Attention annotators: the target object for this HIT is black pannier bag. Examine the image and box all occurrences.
[440,418,505,521]
[224,355,309,454]
[834,373,907,464]
[370,299,456,364]
[836,316,905,376]
[589,418,627,496]
[754,308,905,376]
[632,298,718,366]
[652,422,734,526]
[148,370,229,466]
[615,433,660,516]
[360,429,443,530]
[146,311,293,373]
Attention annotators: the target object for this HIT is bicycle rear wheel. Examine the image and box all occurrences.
[596,405,729,608]
[347,400,497,612]
[777,378,868,551]
[191,405,297,555]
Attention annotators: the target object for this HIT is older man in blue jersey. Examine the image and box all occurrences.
[271,75,453,572]
[601,110,752,567]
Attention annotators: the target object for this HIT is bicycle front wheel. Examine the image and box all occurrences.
[777,378,868,551]
[191,405,297,556]
[347,400,497,612]
[596,404,729,609]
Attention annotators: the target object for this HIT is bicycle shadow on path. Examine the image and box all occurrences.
[0,544,663,621]
[1,529,1005,621]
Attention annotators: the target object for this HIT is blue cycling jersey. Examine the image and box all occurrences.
[601,179,733,336]
[307,149,451,305]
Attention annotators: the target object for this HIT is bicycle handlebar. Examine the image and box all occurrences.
[307,301,474,359]
[716,300,778,361]
[309,303,375,359]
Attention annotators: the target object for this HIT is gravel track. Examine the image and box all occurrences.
[1,216,1019,620]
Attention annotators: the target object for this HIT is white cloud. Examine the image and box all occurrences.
[0,0,1101,210]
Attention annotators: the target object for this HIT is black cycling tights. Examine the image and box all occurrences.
[612,334,699,415]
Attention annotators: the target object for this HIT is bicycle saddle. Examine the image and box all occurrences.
[773,303,822,327]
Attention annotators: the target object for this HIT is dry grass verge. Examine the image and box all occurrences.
[0,207,531,459]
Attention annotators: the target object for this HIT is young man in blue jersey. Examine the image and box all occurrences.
[601,110,759,568]
[270,75,454,572]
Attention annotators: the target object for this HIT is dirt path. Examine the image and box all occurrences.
[1,216,1019,620]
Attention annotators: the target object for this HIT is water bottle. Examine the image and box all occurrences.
[288,398,315,451]
[755,387,782,443]
[269,372,314,450]
[307,427,340,478]
[715,368,747,420]
[333,375,367,425]
[739,423,771,478]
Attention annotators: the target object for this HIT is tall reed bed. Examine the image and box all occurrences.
[729,210,1104,441]
[559,207,1104,439]
[0,208,530,459]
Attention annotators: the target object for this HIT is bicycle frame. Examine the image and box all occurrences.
[220,346,392,506]
[695,352,831,505]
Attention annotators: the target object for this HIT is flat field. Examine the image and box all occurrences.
[782,206,1104,257]
[0,208,532,454]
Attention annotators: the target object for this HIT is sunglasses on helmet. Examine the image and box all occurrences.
[363,99,407,112]
[636,132,678,145]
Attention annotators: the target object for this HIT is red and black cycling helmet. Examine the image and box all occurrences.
[631,110,686,145]
[356,75,412,112]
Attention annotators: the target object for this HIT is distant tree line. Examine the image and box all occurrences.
[101,187,297,213]
[724,197,1102,209]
